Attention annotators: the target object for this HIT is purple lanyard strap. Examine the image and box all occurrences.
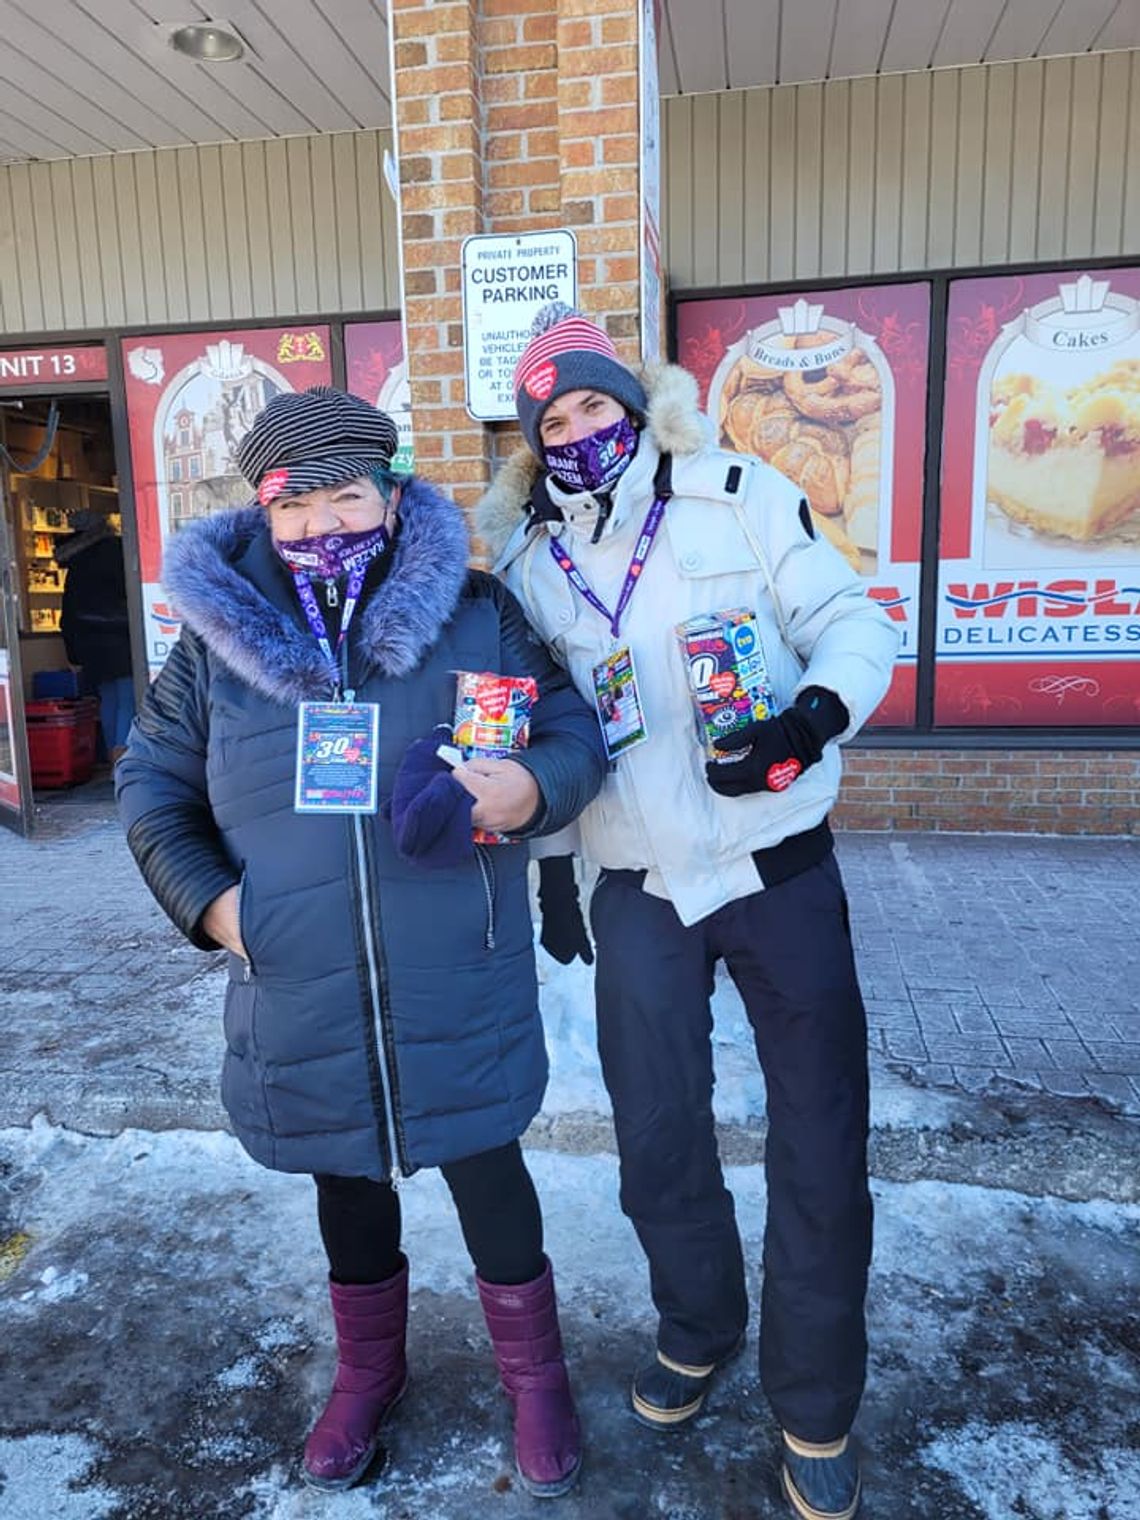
[548,494,667,640]
[291,563,370,694]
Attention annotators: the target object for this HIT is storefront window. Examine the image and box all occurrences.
[936,267,1140,728]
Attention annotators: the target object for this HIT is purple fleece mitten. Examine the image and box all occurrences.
[387,729,475,868]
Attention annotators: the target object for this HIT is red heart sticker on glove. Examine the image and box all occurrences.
[766,758,803,792]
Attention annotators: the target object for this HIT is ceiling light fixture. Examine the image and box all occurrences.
[169,23,245,62]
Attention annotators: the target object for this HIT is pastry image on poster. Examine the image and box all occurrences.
[976,274,1140,568]
[707,298,892,577]
[935,267,1140,728]
[677,282,931,729]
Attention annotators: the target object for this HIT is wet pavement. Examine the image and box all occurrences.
[1,787,1138,1518]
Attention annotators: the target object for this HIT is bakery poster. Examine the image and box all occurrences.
[121,326,332,674]
[344,321,414,473]
[676,283,931,726]
[936,269,1140,727]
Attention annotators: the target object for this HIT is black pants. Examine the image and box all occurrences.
[591,853,872,1443]
[315,1139,545,1287]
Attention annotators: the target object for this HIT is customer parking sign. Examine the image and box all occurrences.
[461,231,577,421]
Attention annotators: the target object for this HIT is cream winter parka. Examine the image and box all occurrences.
[478,365,900,927]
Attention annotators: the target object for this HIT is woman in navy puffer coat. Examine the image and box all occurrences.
[117,387,605,1497]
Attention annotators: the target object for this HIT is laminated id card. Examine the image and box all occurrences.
[295,702,380,813]
[591,645,648,759]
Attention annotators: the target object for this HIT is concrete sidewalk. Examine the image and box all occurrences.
[3,789,1138,1131]
[2,788,1138,1520]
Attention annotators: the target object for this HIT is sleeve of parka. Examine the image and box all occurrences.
[115,629,240,950]
[469,571,607,836]
[751,474,900,738]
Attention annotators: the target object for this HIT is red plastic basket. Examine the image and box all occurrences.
[26,698,100,788]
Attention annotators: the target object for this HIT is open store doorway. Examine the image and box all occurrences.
[1,393,136,829]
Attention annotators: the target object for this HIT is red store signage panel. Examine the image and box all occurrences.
[344,320,414,471]
[120,326,333,674]
[0,345,108,386]
[675,282,932,727]
[937,268,1140,727]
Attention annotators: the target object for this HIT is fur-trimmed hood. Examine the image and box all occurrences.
[162,475,470,706]
[475,362,711,564]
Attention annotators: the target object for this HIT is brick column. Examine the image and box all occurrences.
[390,0,648,529]
[390,0,488,511]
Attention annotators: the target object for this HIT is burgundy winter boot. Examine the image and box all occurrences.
[476,1256,583,1498]
[302,1256,409,1491]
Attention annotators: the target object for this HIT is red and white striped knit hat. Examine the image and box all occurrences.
[513,303,647,458]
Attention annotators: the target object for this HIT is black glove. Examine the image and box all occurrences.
[705,687,849,798]
[537,856,594,965]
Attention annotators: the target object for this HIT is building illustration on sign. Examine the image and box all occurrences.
[153,341,280,541]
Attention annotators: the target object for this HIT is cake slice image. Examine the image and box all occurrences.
[987,362,1140,542]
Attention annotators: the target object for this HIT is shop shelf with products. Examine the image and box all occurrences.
[10,475,119,636]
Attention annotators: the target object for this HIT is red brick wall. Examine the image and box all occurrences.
[834,749,1140,835]
[391,0,644,525]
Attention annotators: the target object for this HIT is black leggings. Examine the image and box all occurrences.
[315,1139,544,1287]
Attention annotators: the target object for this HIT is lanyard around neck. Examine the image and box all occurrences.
[548,492,668,640]
[290,563,370,694]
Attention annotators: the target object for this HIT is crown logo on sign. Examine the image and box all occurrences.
[202,339,253,381]
[777,298,825,337]
[1058,274,1111,314]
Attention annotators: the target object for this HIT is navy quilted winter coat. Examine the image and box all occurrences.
[117,477,606,1180]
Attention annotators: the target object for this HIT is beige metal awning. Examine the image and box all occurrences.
[0,0,1137,165]
[658,0,1139,93]
[0,0,393,164]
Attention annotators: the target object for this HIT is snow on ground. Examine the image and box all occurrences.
[1,1117,1138,1519]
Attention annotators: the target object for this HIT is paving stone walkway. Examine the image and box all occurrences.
[3,783,1139,1123]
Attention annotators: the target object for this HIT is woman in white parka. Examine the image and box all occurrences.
[478,305,899,1520]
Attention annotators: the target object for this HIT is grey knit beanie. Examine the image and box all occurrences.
[513,303,647,458]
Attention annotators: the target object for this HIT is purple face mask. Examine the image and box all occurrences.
[543,415,639,495]
[273,523,390,581]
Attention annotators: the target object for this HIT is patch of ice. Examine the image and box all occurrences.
[20,1267,88,1303]
[214,1354,262,1391]
[0,1433,117,1520]
[920,1420,1139,1520]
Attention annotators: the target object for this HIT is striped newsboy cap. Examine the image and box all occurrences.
[513,303,647,459]
[236,386,401,506]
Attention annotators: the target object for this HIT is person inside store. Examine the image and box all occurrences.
[57,506,135,765]
[477,305,900,1520]
[116,386,607,1497]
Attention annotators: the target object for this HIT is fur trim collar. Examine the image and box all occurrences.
[476,362,709,562]
[162,476,470,706]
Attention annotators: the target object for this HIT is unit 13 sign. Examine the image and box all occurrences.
[0,345,109,386]
[461,230,578,421]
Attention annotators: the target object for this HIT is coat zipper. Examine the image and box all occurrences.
[238,872,256,982]
[352,812,405,1186]
[474,844,496,950]
[336,637,403,1185]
